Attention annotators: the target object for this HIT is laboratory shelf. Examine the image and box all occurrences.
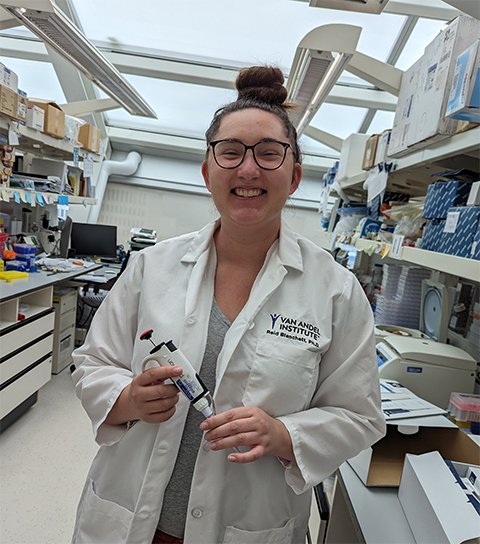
[0,187,96,206]
[0,116,102,162]
[400,246,480,282]
[318,230,480,282]
[336,126,480,191]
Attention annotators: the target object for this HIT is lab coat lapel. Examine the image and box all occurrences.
[179,221,218,370]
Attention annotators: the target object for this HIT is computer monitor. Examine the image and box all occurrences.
[70,222,117,259]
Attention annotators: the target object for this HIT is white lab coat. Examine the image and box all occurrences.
[71,219,385,544]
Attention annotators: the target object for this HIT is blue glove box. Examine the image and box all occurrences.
[439,206,480,258]
[422,181,471,219]
[422,219,445,252]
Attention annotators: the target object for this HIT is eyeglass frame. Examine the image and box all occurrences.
[208,138,292,171]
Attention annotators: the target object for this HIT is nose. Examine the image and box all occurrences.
[237,149,260,178]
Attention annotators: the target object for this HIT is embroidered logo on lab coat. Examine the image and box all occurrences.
[267,313,320,347]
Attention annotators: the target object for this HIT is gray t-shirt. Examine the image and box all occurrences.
[158,299,231,538]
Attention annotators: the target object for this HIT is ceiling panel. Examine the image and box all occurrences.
[71,0,406,69]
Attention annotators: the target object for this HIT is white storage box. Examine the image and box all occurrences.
[26,104,44,131]
[399,451,480,544]
[336,133,370,181]
[0,62,18,93]
[446,39,480,123]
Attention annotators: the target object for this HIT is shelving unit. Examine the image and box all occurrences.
[0,117,102,162]
[315,231,480,282]
[337,126,480,192]
[0,186,96,206]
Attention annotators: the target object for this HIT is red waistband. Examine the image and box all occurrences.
[152,528,184,544]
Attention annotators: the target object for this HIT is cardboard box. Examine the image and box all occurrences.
[26,104,44,131]
[446,39,480,123]
[337,133,370,181]
[439,205,480,257]
[362,134,379,170]
[0,84,18,118]
[388,57,423,157]
[422,219,446,251]
[16,89,27,123]
[375,129,391,164]
[27,99,65,139]
[398,452,480,544]
[77,123,100,153]
[0,62,18,93]
[389,15,480,157]
[422,181,471,219]
[348,417,480,487]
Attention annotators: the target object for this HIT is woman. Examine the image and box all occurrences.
[72,66,385,544]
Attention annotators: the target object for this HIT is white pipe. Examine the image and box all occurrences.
[87,151,142,224]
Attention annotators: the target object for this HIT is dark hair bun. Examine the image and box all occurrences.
[235,66,291,108]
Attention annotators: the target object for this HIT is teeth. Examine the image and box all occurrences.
[234,188,264,197]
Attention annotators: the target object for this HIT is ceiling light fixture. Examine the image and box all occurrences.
[308,0,390,15]
[0,0,157,118]
[286,24,361,135]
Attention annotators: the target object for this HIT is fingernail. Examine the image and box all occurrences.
[200,421,208,430]
[173,367,182,375]
[228,454,237,462]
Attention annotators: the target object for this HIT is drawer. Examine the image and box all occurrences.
[1,311,55,358]
[53,290,77,314]
[0,334,53,385]
[59,307,76,333]
[0,355,52,419]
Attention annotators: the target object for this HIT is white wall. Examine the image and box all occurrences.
[97,181,327,251]
[70,149,328,250]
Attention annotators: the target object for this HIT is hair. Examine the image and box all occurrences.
[205,66,302,164]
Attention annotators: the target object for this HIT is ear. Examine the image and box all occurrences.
[202,161,211,192]
[289,163,302,196]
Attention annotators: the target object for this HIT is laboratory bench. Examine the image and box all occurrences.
[0,264,102,432]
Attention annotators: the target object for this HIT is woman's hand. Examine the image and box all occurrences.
[200,406,295,463]
[105,366,182,425]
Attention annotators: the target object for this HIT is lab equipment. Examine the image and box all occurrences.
[140,330,214,419]
[376,335,476,409]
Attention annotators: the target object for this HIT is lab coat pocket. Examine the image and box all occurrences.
[242,340,318,417]
[76,479,134,544]
[223,518,295,543]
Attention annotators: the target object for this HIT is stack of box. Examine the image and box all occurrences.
[375,264,431,329]
[421,179,475,255]
[337,133,370,181]
[389,14,480,157]
[0,62,28,124]
[13,243,36,271]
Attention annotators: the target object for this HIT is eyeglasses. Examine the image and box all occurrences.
[209,139,291,170]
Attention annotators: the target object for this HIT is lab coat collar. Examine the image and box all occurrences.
[180,218,304,272]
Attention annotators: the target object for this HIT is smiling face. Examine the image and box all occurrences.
[202,108,302,237]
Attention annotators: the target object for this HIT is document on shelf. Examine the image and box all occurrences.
[380,379,447,420]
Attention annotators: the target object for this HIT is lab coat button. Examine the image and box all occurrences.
[203,441,210,452]
[249,322,255,330]
[191,507,203,518]
[188,316,196,324]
